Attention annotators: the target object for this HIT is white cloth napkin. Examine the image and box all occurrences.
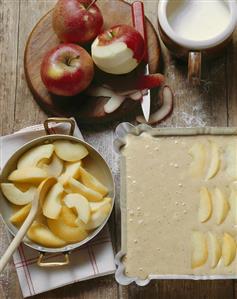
[0,120,115,297]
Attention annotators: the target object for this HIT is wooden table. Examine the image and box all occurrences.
[0,0,237,298]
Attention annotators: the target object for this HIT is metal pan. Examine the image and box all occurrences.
[114,122,237,286]
[0,118,115,267]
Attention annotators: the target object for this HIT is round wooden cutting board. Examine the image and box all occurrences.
[24,0,161,124]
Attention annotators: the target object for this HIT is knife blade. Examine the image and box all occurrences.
[132,1,150,122]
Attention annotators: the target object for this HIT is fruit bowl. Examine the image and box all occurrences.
[24,0,161,124]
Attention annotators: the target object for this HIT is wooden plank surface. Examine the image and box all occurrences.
[0,0,236,298]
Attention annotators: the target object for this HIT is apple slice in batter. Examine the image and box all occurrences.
[208,232,222,268]
[213,188,230,225]
[191,231,208,269]
[205,141,220,180]
[188,143,206,178]
[222,233,236,266]
[198,187,212,223]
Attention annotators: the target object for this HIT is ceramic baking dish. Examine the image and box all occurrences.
[114,122,237,286]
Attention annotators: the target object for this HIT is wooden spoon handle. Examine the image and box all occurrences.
[131,1,148,62]
[0,199,38,273]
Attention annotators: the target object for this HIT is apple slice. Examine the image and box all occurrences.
[65,177,103,202]
[8,167,48,184]
[27,221,66,248]
[89,197,112,212]
[54,140,88,162]
[79,167,108,196]
[136,86,173,124]
[10,203,31,225]
[213,188,230,224]
[84,203,111,230]
[64,193,91,224]
[47,217,88,243]
[42,183,64,219]
[60,205,77,227]
[205,141,220,180]
[229,188,237,224]
[198,187,212,223]
[1,183,37,205]
[38,154,63,177]
[17,144,54,169]
[191,231,208,269]
[188,143,206,177]
[208,232,222,268]
[225,143,237,179]
[58,161,82,185]
[222,233,236,266]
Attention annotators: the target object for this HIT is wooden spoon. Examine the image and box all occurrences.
[0,177,56,273]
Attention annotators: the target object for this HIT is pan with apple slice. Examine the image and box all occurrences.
[24,0,162,124]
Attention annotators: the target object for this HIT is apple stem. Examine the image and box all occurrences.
[87,0,97,10]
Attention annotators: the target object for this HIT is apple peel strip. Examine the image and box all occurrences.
[136,85,174,125]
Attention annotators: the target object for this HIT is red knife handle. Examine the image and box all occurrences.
[131,1,148,62]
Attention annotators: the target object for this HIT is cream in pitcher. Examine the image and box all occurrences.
[168,0,231,41]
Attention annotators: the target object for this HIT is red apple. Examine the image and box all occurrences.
[91,24,145,74]
[52,0,103,44]
[40,43,94,96]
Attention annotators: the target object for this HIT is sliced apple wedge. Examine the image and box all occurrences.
[38,154,63,177]
[213,188,230,224]
[1,183,36,205]
[17,144,54,169]
[188,143,206,177]
[225,143,237,179]
[222,233,236,266]
[198,187,212,223]
[8,167,48,184]
[79,167,108,196]
[229,188,237,224]
[58,161,82,185]
[64,193,91,224]
[65,177,103,202]
[54,140,88,162]
[84,203,111,230]
[191,231,208,269]
[10,203,31,225]
[205,141,220,180]
[90,197,112,212]
[60,205,78,227]
[47,217,88,243]
[42,183,64,219]
[27,221,66,247]
[208,232,222,268]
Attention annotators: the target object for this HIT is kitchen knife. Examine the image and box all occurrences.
[132,1,150,122]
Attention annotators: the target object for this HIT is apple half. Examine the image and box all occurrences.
[54,140,88,162]
[198,187,212,223]
[42,182,64,219]
[213,188,230,225]
[191,231,208,269]
[64,193,91,224]
[1,183,36,205]
[65,177,103,202]
[8,167,48,184]
[17,144,54,169]
[208,232,222,268]
[188,143,206,178]
[222,233,236,266]
[27,221,66,248]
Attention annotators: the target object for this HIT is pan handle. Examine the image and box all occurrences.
[37,252,70,267]
[44,117,75,136]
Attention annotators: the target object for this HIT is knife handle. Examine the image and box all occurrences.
[131,1,148,62]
